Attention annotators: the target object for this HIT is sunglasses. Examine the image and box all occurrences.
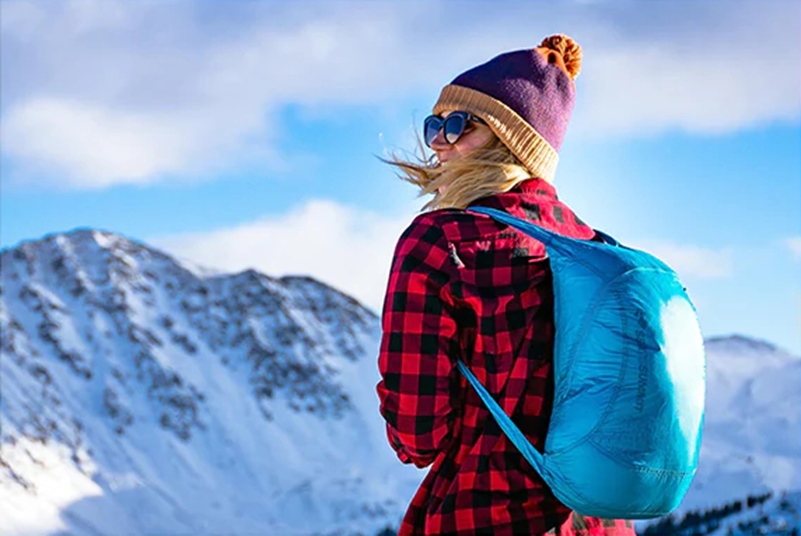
[423,111,487,148]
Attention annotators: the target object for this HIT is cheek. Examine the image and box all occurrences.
[457,131,492,154]
[453,144,472,157]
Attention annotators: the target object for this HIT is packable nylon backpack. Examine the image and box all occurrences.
[457,206,706,519]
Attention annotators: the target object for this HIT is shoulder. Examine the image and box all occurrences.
[391,209,498,276]
[473,180,597,241]
[403,209,471,232]
[400,209,505,247]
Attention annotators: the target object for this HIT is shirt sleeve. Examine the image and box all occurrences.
[376,214,460,468]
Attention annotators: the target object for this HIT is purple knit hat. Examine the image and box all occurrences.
[432,35,582,183]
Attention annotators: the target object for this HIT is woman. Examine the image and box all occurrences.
[376,35,637,535]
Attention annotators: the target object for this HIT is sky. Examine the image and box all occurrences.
[1,0,799,354]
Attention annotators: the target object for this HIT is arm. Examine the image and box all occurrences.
[376,215,460,468]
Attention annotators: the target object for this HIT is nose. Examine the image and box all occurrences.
[429,127,449,150]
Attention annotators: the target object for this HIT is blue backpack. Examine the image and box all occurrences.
[457,206,706,519]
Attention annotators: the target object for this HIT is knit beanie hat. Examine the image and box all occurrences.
[432,34,582,183]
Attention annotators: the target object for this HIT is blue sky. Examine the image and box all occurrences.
[1,0,799,354]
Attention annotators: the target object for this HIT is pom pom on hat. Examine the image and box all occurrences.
[538,34,582,80]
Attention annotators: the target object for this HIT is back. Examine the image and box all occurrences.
[377,178,637,535]
[460,206,706,519]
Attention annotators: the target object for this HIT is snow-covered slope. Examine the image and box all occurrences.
[1,229,798,535]
[642,490,801,536]
[684,335,801,512]
[0,229,421,536]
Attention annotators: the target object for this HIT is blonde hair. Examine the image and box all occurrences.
[385,132,531,211]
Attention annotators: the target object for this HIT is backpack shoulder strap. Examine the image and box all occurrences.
[467,206,559,246]
[468,206,621,249]
[456,360,551,480]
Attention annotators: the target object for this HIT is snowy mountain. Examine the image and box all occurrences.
[685,335,801,510]
[0,229,422,536]
[1,229,799,535]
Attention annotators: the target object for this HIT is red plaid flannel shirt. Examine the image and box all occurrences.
[377,179,636,535]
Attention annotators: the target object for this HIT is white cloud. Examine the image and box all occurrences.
[2,0,799,188]
[785,237,801,261]
[2,93,280,188]
[576,21,801,137]
[151,200,416,312]
[4,98,207,187]
[632,241,734,279]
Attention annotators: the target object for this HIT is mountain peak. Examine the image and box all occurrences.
[60,227,119,246]
[2,227,135,254]
[705,334,795,359]
[1,227,403,535]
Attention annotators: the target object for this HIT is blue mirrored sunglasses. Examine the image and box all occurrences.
[423,111,486,148]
